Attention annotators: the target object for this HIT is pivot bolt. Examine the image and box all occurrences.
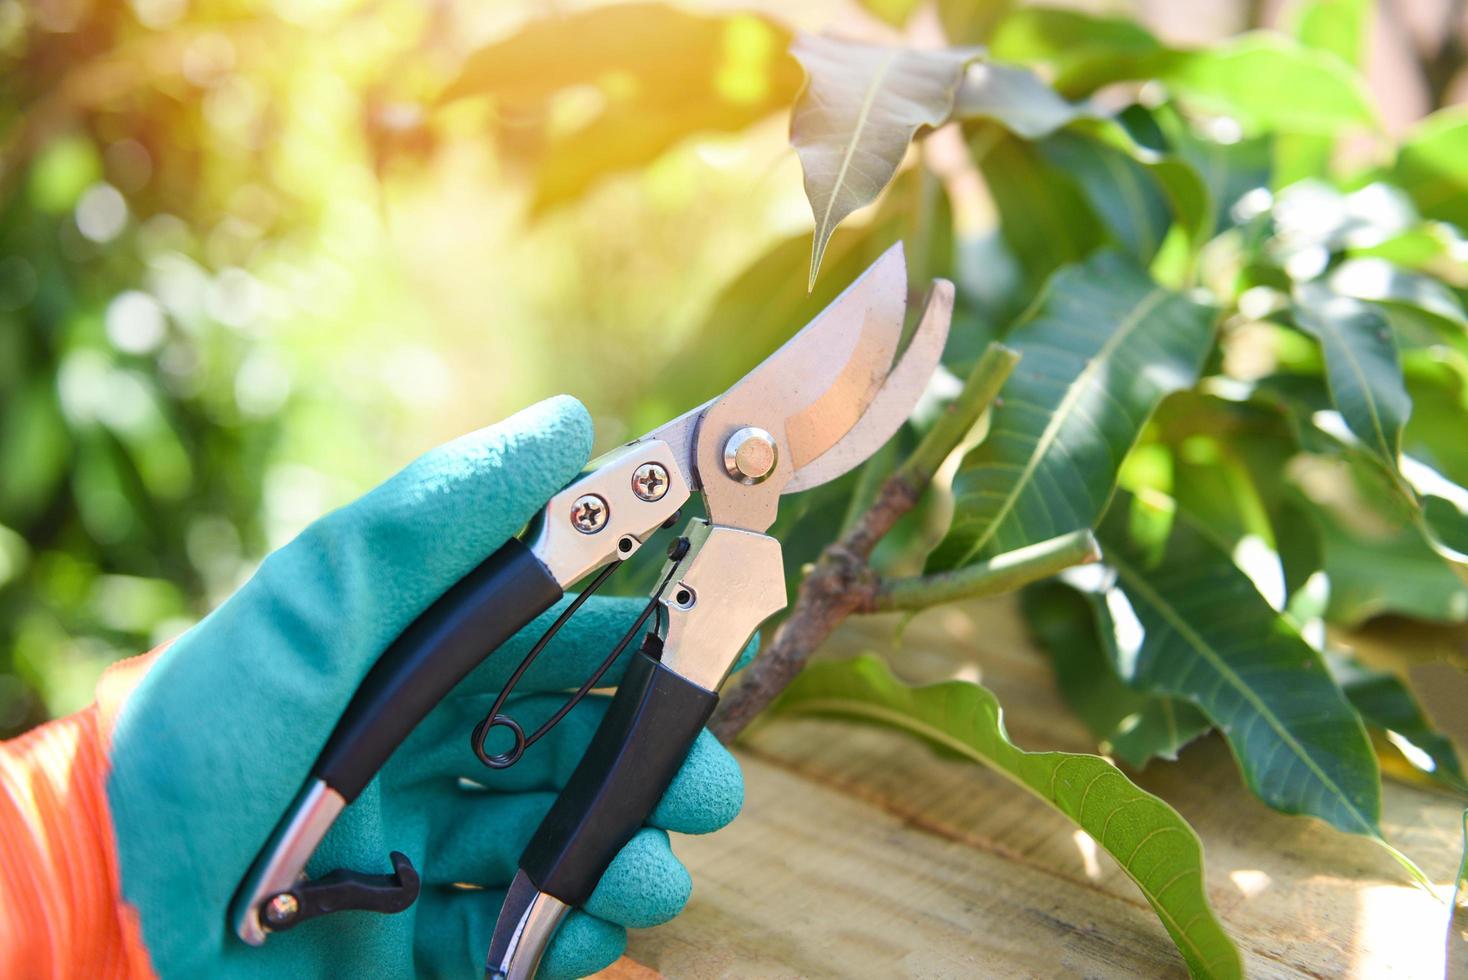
[570,494,608,534]
[631,462,670,501]
[723,427,778,485]
[264,893,299,926]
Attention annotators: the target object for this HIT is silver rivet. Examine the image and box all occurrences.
[265,893,299,926]
[570,494,608,534]
[723,427,778,485]
[631,462,670,501]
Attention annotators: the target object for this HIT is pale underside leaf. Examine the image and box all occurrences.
[790,34,977,289]
[771,654,1243,980]
[927,249,1215,570]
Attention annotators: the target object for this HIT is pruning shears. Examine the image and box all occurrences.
[230,243,953,977]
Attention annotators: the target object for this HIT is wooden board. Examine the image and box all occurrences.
[602,596,1464,978]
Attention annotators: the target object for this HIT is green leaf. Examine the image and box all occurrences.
[1152,103,1272,236]
[1160,32,1376,135]
[1292,287,1411,470]
[937,0,1015,46]
[1330,257,1468,351]
[1022,582,1212,768]
[1278,0,1368,185]
[1037,131,1172,263]
[789,34,977,289]
[955,61,1099,137]
[970,128,1106,301]
[1295,460,1468,625]
[1334,657,1468,795]
[989,7,1165,97]
[929,250,1215,569]
[771,654,1243,980]
[1392,107,1468,231]
[1097,497,1389,840]
[439,4,800,213]
[857,0,925,28]
[1290,0,1371,65]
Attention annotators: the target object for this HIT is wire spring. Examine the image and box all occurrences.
[470,538,689,770]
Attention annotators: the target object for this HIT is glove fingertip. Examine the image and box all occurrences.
[584,828,692,929]
[528,393,595,467]
[539,911,627,980]
[650,729,743,835]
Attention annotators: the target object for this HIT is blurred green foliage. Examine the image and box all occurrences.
[0,1,835,733]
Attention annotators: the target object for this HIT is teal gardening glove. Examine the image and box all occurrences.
[105,396,746,978]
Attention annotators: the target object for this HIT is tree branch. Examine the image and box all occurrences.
[869,530,1100,612]
[711,341,1020,742]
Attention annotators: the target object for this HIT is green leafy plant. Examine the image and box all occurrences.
[660,6,1465,976]
[7,2,1467,976]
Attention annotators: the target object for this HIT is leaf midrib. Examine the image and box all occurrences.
[813,51,899,263]
[783,694,1220,974]
[1309,307,1397,461]
[963,286,1171,563]
[1108,552,1380,837]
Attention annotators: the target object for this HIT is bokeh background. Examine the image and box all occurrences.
[1,0,1463,735]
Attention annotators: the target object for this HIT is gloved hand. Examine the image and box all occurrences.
[0,396,745,979]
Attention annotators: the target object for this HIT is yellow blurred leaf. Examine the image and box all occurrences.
[439,3,800,214]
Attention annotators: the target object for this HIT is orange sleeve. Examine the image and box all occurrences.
[0,651,161,980]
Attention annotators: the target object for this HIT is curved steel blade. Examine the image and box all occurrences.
[783,278,953,494]
[680,242,908,531]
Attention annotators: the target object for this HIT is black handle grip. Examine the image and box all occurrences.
[521,645,717,906]
[315,538,563,801]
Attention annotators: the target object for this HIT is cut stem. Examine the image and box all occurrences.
[871,530,1100,612]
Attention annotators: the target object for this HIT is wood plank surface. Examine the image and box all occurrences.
[606,596,1464,978]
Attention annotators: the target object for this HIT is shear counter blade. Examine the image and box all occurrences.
[784,279,954,493]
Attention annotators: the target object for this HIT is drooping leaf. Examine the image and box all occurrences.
[789,34,977,289]
[1292,287,1411,470]
[440,5,800,214]
[928,250,1215,570]
[1392,107,1468,231]
[990,7,1165,96]
[1096,496,1389,840]
[1022,582,1212,768]
[1160,32,1376,135]
[771,654,1243,980]
[1334,657,1468,795]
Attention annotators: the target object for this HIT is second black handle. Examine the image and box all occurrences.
[521,646,717,906]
